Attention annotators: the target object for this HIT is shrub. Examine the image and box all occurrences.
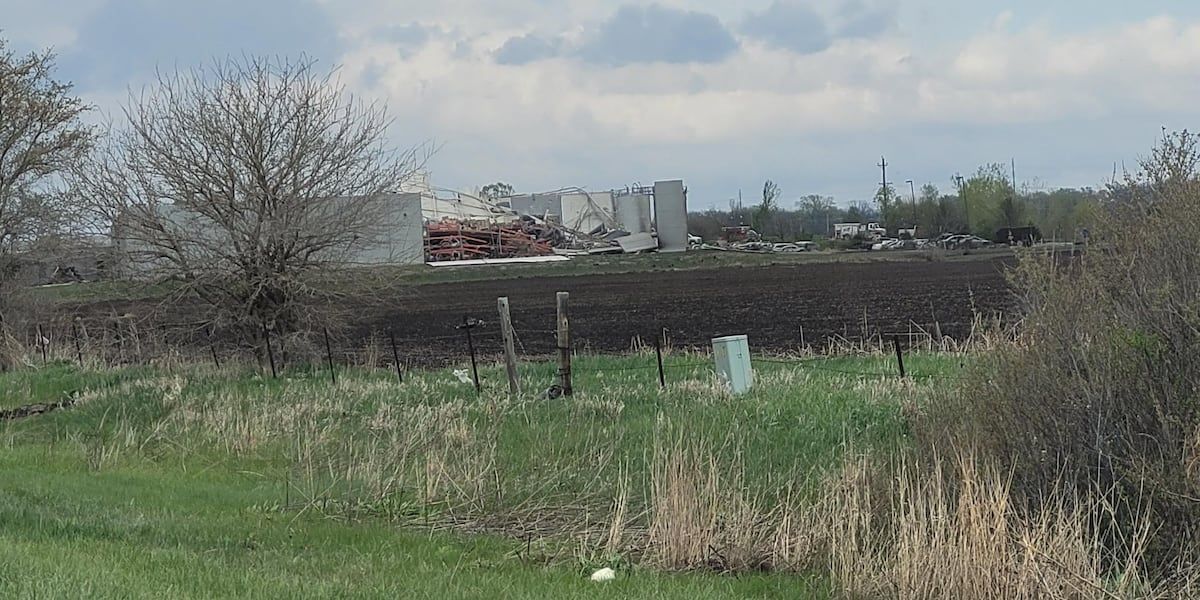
[929,130,1200,570]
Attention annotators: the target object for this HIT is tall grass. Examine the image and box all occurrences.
[9,337,1194,596]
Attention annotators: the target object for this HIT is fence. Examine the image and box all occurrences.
[7,291,975,396]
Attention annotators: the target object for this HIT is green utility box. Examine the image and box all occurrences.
[712,334,753,395]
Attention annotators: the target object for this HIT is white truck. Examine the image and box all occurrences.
[833,222,887,241]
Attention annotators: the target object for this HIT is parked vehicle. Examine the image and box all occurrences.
[993,226,1042,247]
[937,234,992,250]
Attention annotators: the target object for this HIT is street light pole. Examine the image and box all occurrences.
[906,179,917,227]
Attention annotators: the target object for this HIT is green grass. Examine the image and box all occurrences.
[0,363,152,409]
[0,352,959,597]
[0,449,824,599]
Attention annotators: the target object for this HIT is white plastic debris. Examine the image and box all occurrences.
[452,369,472,384]
[590,567,616,582]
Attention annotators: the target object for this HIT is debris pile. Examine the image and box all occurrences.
[425,220,555,262]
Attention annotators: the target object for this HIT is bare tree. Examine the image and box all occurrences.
[0,38,92,363]
[76,56,425,349]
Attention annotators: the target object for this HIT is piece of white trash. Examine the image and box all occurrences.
[590,567,616,582]
[453,369,472,384]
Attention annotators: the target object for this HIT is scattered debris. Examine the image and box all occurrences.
[1,394,77,421]
[426,255,570,268]
[616,232,658,253]
[590,567,616,582]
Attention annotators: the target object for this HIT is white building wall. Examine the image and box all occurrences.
[560,191,615,234]
[654,180,688,253]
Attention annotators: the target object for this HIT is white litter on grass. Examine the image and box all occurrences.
[452,369,472,384]
[590,567,616,582]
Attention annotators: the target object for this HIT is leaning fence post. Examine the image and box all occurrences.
[556,292,572,396]
[892,334,906,379]
[459,316,482,392]
[497,297,520,395]
[654,327,666,389]
[322,327,337,385]
[388,328,403,383]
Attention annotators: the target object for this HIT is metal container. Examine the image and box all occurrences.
[712,334,753,395]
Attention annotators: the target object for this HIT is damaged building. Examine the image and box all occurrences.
[109,177,690,276]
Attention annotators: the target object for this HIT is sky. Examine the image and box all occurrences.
[4,0,1200,209]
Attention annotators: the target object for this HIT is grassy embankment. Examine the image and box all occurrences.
[0,351,949,598]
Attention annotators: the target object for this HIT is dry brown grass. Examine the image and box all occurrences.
[637,432,1200,598]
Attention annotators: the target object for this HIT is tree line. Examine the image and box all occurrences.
[690,170,1104,243]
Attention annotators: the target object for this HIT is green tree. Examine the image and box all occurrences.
[480,182,514,200]
[874,183,899,229]
[796,194,835,236]
[754,180,781,237]
[958,164,1018,235]
[0,38,92,351]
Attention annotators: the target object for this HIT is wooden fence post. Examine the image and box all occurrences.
[71,318,84,367]
[263,321,278,379]
[497,297,520,395]
[36,324,47,365]
[556,292,572,396]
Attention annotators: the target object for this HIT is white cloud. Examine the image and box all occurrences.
[4,0,1199,203]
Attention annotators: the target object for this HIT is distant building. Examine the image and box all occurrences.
[112,193,425,278]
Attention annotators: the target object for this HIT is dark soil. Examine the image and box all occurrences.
[354,255,1016,367]
[61,255,1016,369]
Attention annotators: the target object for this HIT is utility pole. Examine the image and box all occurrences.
[1009,158,1018,228]
[955,175,969,234]
[878,156,890,206]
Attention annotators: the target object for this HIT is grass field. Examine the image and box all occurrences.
[0,352,955,598]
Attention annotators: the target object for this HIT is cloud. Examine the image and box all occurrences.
[494,33,563,65]
[741,1,832,55]
[11,1,1200,207]
[575,4,739,66]
[835,0,897,39]
[57,0,341,90]
[372,22,456,61]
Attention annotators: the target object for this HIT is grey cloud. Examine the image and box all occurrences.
[58,0,341,90]
[377,22,444,59]
[494,33,563,66]
[383,23,431,45]
[742,2,832,54]
[835,0,897,39]
[575,4,739,67]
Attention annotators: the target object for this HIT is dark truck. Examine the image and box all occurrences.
[993,226,1042,247]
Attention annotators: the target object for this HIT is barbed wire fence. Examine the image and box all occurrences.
[12,291,973,398]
